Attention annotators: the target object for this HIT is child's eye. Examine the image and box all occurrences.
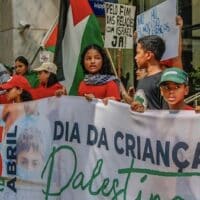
[161,85,180,91]
[94,56,101,60]
[20,159,28,166]
[174,85,180,89]
[161,86,170,90]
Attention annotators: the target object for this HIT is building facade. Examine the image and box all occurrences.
[0,0,59,66]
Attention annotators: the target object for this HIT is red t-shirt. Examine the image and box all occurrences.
[0,94,9,104]
[183,104,194,110]
[31,83,63,100]
[78,80,121,101]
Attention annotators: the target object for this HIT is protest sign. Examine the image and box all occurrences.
[0,96,200,199]
[104,2,136,49]
[136,0,179,60]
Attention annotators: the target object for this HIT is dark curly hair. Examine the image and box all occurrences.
[138,35,166,61]
[80,44,113,75]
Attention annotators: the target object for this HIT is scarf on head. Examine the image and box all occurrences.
[84,74,119,85]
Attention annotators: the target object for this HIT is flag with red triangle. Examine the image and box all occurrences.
[54,0,103,95]
[40,16,58,53]
[43,25,58,52]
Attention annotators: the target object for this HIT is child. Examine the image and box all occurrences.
[78,44,121,104]
[14,56,39,88]
[159,67,193,110]
[131,35,167,112]
[136,67,147,81]
[16,127,44,181]
[31,62,67,99]
[0,75,33,102]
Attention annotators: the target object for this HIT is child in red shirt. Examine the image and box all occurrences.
[31,62,66,100]
[78,44,120,104]
[0,75,32,103]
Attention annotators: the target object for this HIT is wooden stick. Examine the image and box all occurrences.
[104,47,133,104]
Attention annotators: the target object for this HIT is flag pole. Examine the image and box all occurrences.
[31,15,59,65]
[101,35,119,77]
[30,46,42,65]
[104,48,118,77]
[104,45,133,104]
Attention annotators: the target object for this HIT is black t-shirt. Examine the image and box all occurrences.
[137,72,167,109]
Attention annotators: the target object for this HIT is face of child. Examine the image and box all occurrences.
[15,61,28,76]
[135,43,148,69]
[17,147,43,171]
[38,70,50,84]
[84,49,103,74]
[136,67,147,80]
[160,82,189,108]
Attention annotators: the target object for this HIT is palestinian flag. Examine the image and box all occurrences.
[54,0,104,95]
[43,25,58,52]
[41,17,58,53]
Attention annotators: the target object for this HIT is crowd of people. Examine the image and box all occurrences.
[0,40,196,111]
[0,15,199,187]
[0,59,66,103]
[0,16,197,113]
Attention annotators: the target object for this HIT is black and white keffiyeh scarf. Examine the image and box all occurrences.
[84,74,119,85]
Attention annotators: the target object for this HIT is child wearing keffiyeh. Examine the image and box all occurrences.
[78,44,121,105]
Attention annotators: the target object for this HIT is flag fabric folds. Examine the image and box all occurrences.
[40,16,58,53]
[54,0,104,95]
[43,25,58,53]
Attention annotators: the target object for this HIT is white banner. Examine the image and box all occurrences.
[136,0,179,60]
[104,2,136,49]
[0,96,200,199]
